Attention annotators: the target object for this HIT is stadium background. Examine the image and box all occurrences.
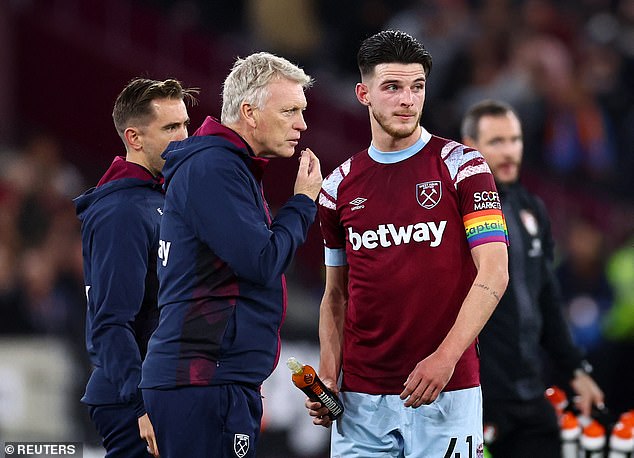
[0,0,632,456]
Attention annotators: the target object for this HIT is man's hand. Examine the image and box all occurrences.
[138,413,160,457]
[570,371,604,417]
[400,351,455,408]
[294,148,323,201]
[304,377,338,428]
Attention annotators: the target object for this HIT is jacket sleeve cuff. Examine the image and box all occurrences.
[291,193,318,206]
[133,390,147,418]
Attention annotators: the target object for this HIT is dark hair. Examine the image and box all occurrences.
[461,99,517,141]
[112,78,199,138]
[357,30,432,78]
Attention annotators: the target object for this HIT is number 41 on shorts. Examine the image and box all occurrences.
[443,435,482,458]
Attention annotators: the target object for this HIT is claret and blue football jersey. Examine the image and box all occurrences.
[318,128,508,394]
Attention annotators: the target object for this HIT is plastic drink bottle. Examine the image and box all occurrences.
[286,357,344,420]
[560,411,581,458]
[579,419,607,458]
[608,421,634,458]
[545,386,568,418]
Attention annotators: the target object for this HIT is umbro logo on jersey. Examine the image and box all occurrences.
[350,197,367,211]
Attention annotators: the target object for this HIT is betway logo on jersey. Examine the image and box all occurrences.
[473,191,502,210]
[348,221,447,250]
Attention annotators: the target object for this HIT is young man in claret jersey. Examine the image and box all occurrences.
[305,30,509,457]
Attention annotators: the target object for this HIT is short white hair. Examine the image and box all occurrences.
[221,52,313,125]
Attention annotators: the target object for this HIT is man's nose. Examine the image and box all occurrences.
[295,113,307,131]
[401,88,414,106]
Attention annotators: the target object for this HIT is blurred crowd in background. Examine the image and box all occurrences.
[0,0,632,456]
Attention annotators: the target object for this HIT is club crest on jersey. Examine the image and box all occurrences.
[520,209,539,236]
[416,181,442,209]
[234,433,249,457]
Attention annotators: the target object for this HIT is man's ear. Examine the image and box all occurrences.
[124,127,143,152]
[241,102,257,128]
[355,83,370,106]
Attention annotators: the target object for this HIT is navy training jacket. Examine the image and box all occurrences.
[74,157,162,417]
[140,117,317,389]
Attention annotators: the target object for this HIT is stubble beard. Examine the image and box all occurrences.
[371,108,422,139]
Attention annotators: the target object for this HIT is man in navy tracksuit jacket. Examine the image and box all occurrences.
[75,158,162,455]
[141,52,323,458]
[75,78,195,457]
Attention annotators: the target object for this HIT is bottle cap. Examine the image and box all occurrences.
[286,357,303,374]
[561,411,579,430]
[545,386,568,412]
[560,412,581,441]
[611,422,633,440]
[619,411,634,429]
[583,420,606,438]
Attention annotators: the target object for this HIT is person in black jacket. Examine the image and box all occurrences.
[74,78,197,458]
[461,99,604,458]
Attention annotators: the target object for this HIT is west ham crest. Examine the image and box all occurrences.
[234,433,250,458]
[416,181,442,209]
[519,209,539,236]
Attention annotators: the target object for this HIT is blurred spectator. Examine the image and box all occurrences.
[583,4,634,195]
[316,0,406,76]
[604,233,634,341]
[0,131,91,442]
[525,36,617,183]
[557,218,614,352]
[0,186,31,333]
[0,132,86,341]
[246,0,322,64]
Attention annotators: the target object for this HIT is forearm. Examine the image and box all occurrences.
[439,277,506,362]
[436,244,508,364]
[318,266,348,384]
[318,296,345,383]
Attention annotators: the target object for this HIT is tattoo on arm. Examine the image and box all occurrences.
[474,283,501,302]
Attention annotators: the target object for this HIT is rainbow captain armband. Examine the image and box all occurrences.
[463,209,509,249]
